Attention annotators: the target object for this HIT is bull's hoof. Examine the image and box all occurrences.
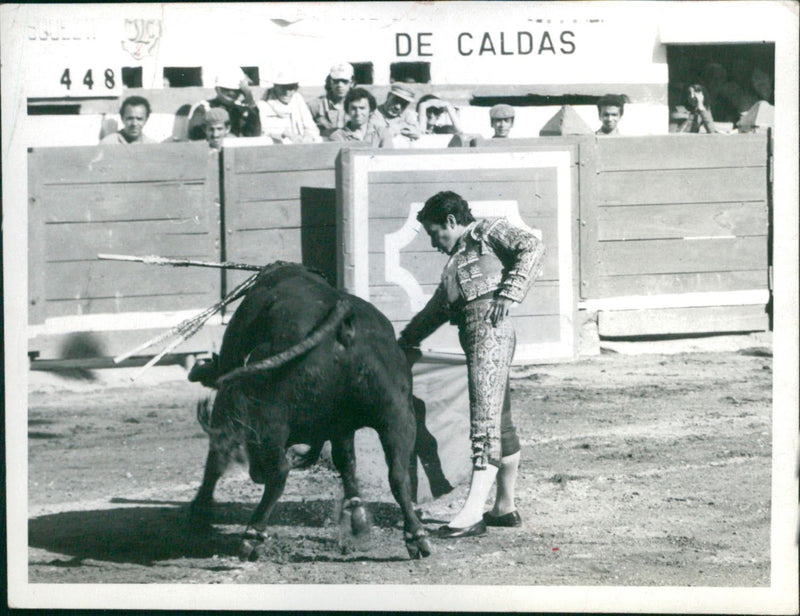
[238,529,267,562]
[350,506,369,536]
[342,498,369,536]
[404,529,433,559]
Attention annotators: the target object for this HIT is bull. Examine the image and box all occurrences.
[187,261,432,560]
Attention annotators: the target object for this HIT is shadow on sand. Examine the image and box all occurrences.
[28,499,422,565]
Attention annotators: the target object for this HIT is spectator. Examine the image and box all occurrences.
[328,87,393,148]
[374,84,420,141]
[417,94,463,135]
[204,107,230,150]
[701,63,738,123]
[676,84,718,133]
[187,68,260,141]
[595,94,625,136]
[489,104,515,139]
[308,63,355,138]
[257,69,321,144]
[714,58,761,125]
[100,96,157,144]
[750,66,773,104]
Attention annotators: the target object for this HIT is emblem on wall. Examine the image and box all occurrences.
[121,18,162,60]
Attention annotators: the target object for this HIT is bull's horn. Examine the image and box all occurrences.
[216,299,352,386]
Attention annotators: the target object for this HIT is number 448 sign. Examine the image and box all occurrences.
[27,63,122,98]
[58,67,119,93]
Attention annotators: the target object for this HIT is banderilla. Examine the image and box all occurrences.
[98,253,262,271]
[101,252,264,380]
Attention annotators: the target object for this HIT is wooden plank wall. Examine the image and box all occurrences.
[26,134,771,361]
[27,142,222,357]
[221,142,369,297]
[586,134,769,336]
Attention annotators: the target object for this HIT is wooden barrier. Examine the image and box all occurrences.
[27,141,367,360]
[27,134,770,362]
[584,133,769,336]
[27,142,223,359]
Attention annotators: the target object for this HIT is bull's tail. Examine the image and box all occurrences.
[216,299,352,387]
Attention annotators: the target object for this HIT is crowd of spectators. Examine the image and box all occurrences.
[100,62,530,148]
[99,58,775,147]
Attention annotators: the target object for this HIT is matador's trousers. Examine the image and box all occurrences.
[456,297,521,470]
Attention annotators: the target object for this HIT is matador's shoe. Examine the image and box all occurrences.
[482,510,522,527]
[436,519,487,538]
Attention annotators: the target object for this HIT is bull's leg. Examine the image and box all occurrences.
[377,406,432,559]
[330,433,368,535]
[239,445,289,562]
[189,442,234,529]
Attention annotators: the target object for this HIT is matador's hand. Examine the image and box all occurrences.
[485,297,511,327]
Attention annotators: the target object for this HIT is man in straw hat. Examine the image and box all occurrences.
[308,62,356,138]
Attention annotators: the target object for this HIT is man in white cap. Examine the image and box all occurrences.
[374,84,420,141]
[258,69,321,144]
[187,68,260,141]
[308,63,355,138]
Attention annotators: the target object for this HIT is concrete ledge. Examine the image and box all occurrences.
[598,331,772,356]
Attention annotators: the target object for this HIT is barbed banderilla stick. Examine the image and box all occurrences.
[114,272,261,369]
[98,253,262,271]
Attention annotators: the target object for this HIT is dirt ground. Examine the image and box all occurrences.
[27,343,772,586]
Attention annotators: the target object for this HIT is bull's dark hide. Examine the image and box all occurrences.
[188,261,433,560]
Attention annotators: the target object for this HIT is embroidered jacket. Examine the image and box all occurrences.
[398,217,546,348]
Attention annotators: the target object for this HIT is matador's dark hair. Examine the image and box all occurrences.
[417,191,476,226]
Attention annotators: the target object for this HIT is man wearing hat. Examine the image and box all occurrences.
[187,68,261,141]
[258,69,321,144]
[204,107,230,150]
[308,63,355,138]
[490,104,515,139]
[374,84,420,141]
